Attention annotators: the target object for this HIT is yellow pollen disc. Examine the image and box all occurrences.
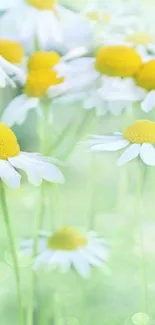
[135,60,155,90]
[25,69,64,98]
[95,45,142,77]
[0,40,24,64]
[123,120,155,144]
[102,13,111,23]
[28,51,61,71]
[0,123,20,160]
[27,0,56,9]
[86,11,100,21]
[47,227,88,251]
[127,32,153,45]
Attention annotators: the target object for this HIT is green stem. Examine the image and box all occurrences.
[135,163,148,313]
[51,111,77,154]
[28,103,50,325]
[59,111,94,161]
[27,185,45,325]
[0,183,23,325]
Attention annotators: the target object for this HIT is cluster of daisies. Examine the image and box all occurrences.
[0,0,155,278]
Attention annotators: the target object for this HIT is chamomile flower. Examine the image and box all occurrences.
[98,26,155,60]
[135,60,155,112]
[83,0,139,29]
[0,39,25,87]
[21,226,108,277]
[52,45,146,115]
[0,0,76,52]
[90,120,155,166]
[0,122,64,188]
[2,49,90,126]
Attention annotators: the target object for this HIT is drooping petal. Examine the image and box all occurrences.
[0,160,21,188]
[9,153,64,185]
[141,91,155,113]
[71,251,90,277]
[2,95,39,127]
[117,144,141,166]
[91,139,129,152]
[9,154,42,186]
[140,143,155,165]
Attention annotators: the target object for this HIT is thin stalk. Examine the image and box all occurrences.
[27,185,45,325]
[135,163,148,313]
[0,183,23,325]
[28,102,50,325]
[50,110,77,154]
[59,111,94,161]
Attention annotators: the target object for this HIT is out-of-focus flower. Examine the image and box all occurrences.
[0,122,64,188]
[21,227,109,277]
[83,0,140,29]
[52,45,145,115]
[98,25,155,60]
[135,60,155,112]
[0,39,25,87]
[0,0,77,52]
[90,120,155,166]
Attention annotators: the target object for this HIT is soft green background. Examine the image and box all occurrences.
[0,1,155,325]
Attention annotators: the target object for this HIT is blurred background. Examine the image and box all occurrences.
[0,0,155,325]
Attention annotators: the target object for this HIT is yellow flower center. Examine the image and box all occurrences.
[135,60,155,90]
[25,69,64,98]
[124,120,155,144]
[102,13,111,23]
[0,40,24,63]
[26,0,56,10]
[28,51,61,71]
[86,11,100,21]
[0,123,20,160]
[86,11,111,23]
[47,227,88,251]
[127,32,153,45]
[95,45,142,77]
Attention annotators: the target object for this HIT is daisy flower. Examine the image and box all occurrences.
[1,48,91,126]
[134,60,155,112]
[0,0,76,52]
[0,39,25,87]
[90,120,155,166]
[21,226,108,277]
[83,0,140,29]
[52,45,146,116]
[98,25,155,60]
[0,122,64,188]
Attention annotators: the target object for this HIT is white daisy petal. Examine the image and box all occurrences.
[141,91,155,113]
[9,154,42,186]
[117,144,141,166]
[9,153,64,185]
[2,95,39,127]
[0,160,21,188]
[91,139,129,152]
[71,251,90,278]
[140,143,155,166]
[81,249,104,267]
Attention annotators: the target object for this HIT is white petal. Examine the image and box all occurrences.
[81,249,104,267]
[0,160,21,188]
[91,140,129,152]
[2,95,39,127]
[9,153,64,185]
[140,144,155,165]
[33,250,53,269]
[117,144,141,166]
[71,251,90,278]
[9,154,42,186]
[141,91,155,113]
